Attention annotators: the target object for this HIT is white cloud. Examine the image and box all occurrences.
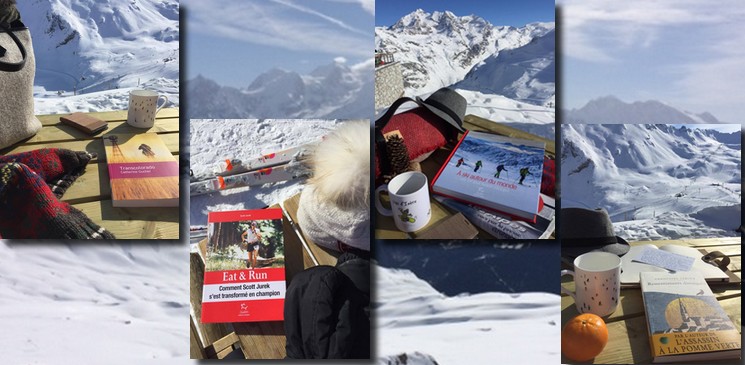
[334,56,347,64]
[322,0,375,15]
[560,0,728,62]
[183,0,371,58]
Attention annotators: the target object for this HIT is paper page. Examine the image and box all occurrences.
[634,246,695,272]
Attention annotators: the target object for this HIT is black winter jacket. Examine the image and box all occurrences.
[284,252,370,359]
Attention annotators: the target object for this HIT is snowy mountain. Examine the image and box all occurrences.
[375,9,553,96]
[375,265,560,364]
[455,30,555,107]
[187,61,373,119]
[565,96,725,124]
[562,123,741,240]
[19,0,179,113]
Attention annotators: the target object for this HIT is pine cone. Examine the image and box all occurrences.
[385,135,411,175]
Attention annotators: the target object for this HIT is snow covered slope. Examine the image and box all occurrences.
[562,124,741,240]
[376,265,560,364]
[375,9,553,96]
[0,241,188,362]
[565,96,725,124]
[455,30,555,107]
[189,119,346,227]
[18,0,179,113]
[187,61,373,119]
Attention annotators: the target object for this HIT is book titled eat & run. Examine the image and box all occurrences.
[431,130,545,222]
[102,132,179,207]
[202,209,286,323]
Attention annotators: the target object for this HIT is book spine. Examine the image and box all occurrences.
[436,196,542,239]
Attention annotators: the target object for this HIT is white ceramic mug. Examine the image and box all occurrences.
[375,171,431,232]
[126,90,168,128]
[561,251,621,317]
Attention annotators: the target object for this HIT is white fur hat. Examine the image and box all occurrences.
[296,121,370,251]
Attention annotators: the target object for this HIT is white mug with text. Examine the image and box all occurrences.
[375,171,431,232]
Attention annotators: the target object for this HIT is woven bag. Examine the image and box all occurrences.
[0,20,41,149]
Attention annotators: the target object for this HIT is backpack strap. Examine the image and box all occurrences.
[374,97,423,181]
[0,24,27,72]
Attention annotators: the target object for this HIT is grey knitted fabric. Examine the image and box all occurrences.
[0,26,42,149]
[297,184,370,252]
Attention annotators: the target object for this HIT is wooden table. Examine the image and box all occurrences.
[190,194,341,359]
[561,238,742,364]
[375,114,556,239]
[0,108,180,239]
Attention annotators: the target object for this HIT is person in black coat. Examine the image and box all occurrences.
[284,249,370,359]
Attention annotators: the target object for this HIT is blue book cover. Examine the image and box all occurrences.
[431,131,545,221]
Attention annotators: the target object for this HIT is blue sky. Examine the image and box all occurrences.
[376,0,556,27]
[560,0,745,124]
[183,0,373,88]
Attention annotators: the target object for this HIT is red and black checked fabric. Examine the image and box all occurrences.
[0,148,115,239]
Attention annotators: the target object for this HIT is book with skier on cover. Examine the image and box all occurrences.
[202,209,286,323]
[431,130,545,222]
[102,132,179,207]
[640,271,741,363]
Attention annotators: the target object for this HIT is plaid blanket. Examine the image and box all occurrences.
[0,148,115,239]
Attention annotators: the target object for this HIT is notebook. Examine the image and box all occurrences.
[620,244,731,286]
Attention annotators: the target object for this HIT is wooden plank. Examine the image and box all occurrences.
[190,252,234,355]
[72,199,179,239]
[464,114,555,157]
[282,209,316,277]
[282,193,340,266]
[207,332,241,359]
[36,107,180,126]
[190,316,208,359]
[1,131,180,161]
[561,285,742,324]
[645,237,741,247]
[22,118,179,145]
[233,321,286,359]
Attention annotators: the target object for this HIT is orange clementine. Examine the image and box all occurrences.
[561,313,609,362]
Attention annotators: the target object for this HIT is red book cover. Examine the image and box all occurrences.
[201,209,286,323]
[431,131,545,223]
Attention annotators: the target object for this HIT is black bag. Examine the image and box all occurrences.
[284,252,370,359]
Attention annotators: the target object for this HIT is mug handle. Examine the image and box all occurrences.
[156,95,169,115]
[374,184,393,216]
[560,269,576,301]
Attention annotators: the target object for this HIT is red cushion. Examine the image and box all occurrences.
[541,157,555,197]
[375,107,454,178]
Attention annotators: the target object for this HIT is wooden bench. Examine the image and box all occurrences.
[375,114,556,239]
[561,237,742,364]
[189,193,341,359]
[0,108,180,239]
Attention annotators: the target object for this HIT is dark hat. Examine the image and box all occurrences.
[415,88,466,133]
[561,208,630,258]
